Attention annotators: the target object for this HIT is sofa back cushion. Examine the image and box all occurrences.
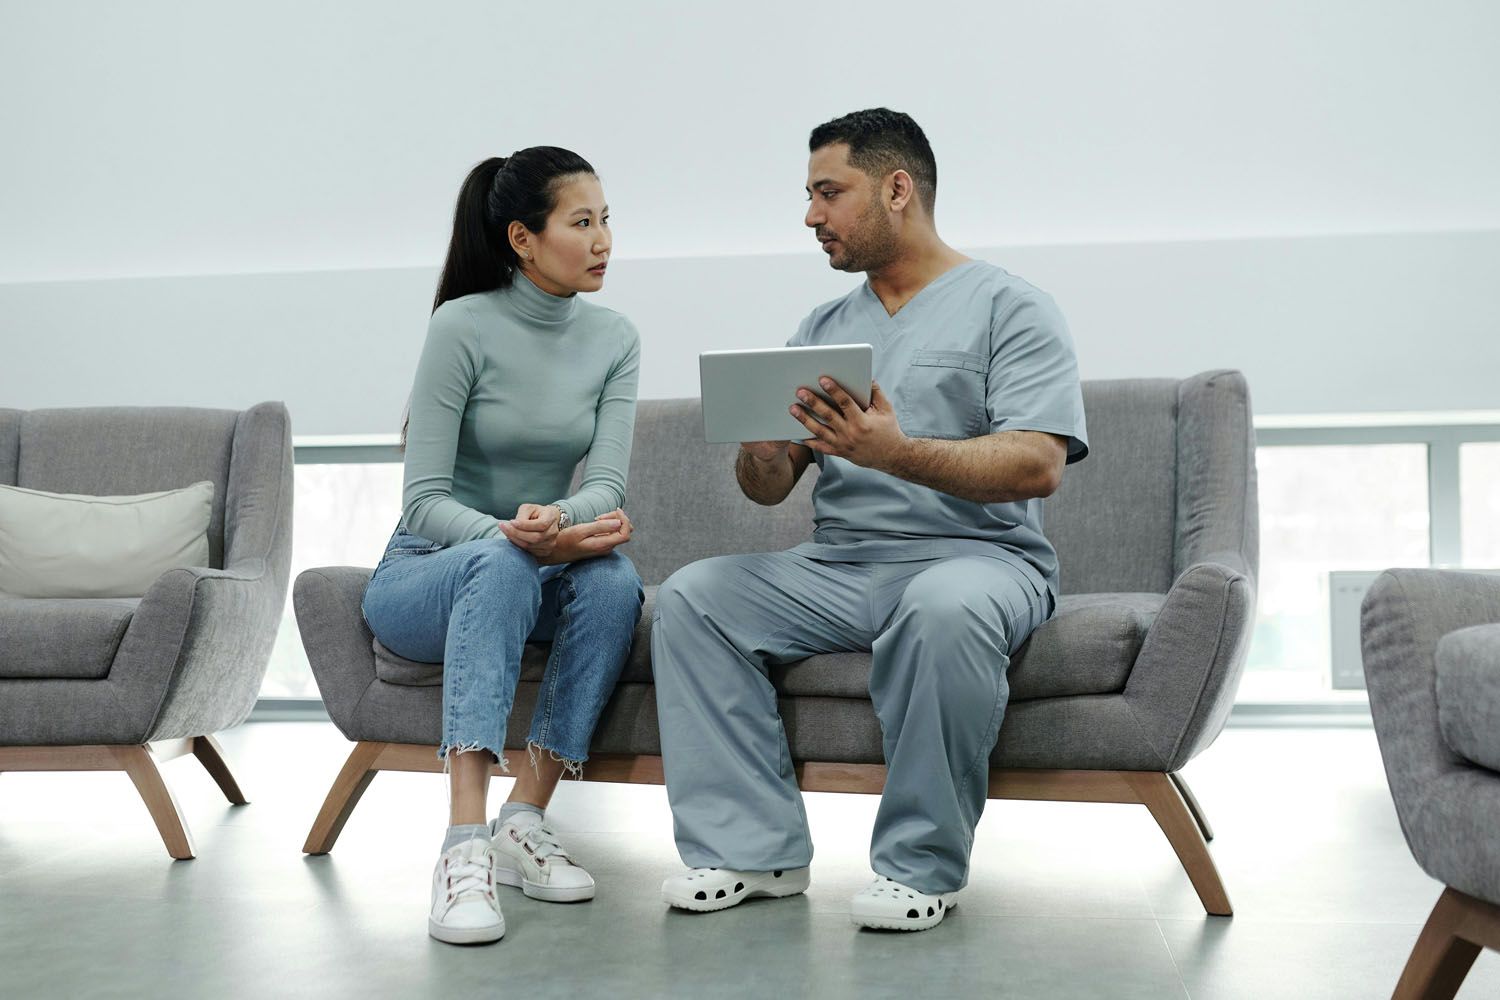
[627,382,1187,594]
[623,399,817,587]
[13,407,237,569]
[1046,379,1180,596]
[0,409,19,487]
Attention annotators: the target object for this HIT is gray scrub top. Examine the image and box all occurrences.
[786,259,1089,599]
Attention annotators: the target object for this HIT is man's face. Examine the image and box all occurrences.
[805,143,899,273]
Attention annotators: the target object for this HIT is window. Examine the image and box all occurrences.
[262,462,404,698]
[1242,444,1429,701]
[1462,442,1500,568]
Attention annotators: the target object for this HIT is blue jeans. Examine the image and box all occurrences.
[361,527,644,766]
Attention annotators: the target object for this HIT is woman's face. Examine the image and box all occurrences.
[515,174,611,297]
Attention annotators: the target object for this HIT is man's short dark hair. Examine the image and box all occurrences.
[809,108,937,215]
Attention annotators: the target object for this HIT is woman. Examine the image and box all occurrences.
[362,147,644,945]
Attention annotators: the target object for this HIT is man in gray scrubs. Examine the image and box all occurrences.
[654,108,1089,931]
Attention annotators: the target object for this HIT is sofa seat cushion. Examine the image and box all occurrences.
[1435,623,1500,772]
[0,594,138,679]
[772,592,1163,700]
[371,641,440,686]
[371,587,1162,703]
[374,585,662,687]
[1009,593,1164,700]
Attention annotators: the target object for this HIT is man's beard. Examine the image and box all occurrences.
[827,198,900,273]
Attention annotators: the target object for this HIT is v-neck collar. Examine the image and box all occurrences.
[856,259,981,339]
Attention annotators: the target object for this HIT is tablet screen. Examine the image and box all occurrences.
[699,344,873,444]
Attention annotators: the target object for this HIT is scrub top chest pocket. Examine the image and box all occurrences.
[897,349,990,440]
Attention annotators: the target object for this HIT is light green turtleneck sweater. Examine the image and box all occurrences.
[401,274,641,545]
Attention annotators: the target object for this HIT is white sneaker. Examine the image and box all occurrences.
[661,866,811,912]
[490,812,595,903]
[850,875,957,931]
[428,836,505,944]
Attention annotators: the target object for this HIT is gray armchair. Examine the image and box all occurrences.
[1363,569,1500,999]
[297,371,1256,915]
[0,403,293,859]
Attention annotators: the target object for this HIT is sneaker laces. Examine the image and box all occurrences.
[519,823,572,863]
[444,852,494,901]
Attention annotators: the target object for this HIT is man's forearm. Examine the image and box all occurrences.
[736,447,798,505]
[882,432,1064,504]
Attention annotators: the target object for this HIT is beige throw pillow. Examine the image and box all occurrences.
[0,481,214,598]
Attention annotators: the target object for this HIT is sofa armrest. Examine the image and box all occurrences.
[1362,568,1500,900]
[223,402,293,573]
[107,400,292,741]
[1363,569,1500,761]
[106,556,283,741]
[293,566,379,738]
[1121,557,1256,771]
[1173,371,1258,584]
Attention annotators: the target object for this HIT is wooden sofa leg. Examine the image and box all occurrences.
[304,741,387,855]
[111,745,195,860]
[192,734,248,805]
[1168,771,1214,842]
[1392,887,1500,1000]
[1124,771,1232,916]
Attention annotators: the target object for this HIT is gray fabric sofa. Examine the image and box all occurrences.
[296,371,1256,914]
[1362,569,1500,998]
[0,403,294,858]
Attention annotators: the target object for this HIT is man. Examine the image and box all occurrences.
[652,108,1088,931]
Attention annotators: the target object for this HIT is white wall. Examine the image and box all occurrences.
[2,1,1497,432]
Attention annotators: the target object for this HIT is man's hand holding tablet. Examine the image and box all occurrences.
[788,377,903,472]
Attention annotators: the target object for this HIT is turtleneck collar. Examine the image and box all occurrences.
[507,270,579,326]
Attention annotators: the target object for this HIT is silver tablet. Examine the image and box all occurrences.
[699,344,874,444]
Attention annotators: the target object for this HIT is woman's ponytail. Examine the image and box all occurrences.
[431,156,511,313]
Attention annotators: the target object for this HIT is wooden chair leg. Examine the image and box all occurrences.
[1169,771,1214,842]
[1392,887,1500,1000]
[303,741,388,855]
[192,734,248,805]
[110,745,195,860]
[1124,770,1232,916]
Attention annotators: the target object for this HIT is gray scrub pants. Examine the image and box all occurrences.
[651,549,1050,894]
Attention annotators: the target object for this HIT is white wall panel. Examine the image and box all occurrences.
[4,230,1495,433]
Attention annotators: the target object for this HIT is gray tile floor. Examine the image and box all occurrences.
[2,722,1498,999]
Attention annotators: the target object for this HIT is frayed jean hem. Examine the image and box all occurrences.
[438,742,511,776]
[526,741,585,780]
